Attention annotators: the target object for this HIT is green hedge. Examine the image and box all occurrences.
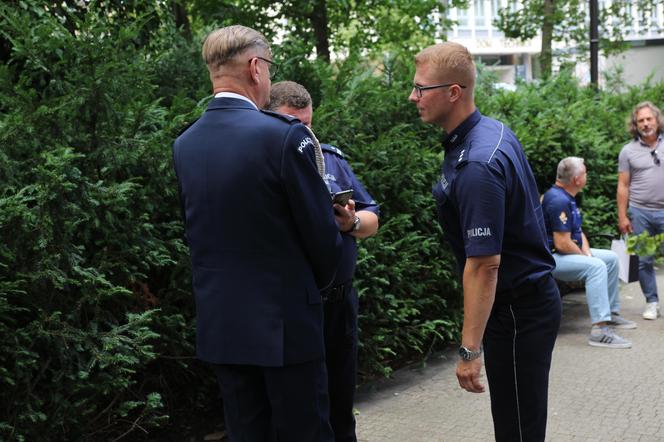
[2,2,664,440]
[482,73,664,246]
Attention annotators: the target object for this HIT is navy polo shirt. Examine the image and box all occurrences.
[322,144,380,285]
[432,110,554,294]
[541,185,583,251]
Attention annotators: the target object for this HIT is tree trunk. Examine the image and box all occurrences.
[0,36,10,64]
[308,0,330,62]
[540,0,555,78]
[173,0,192,41]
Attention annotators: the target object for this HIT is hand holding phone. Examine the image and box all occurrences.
[332,189,353,206]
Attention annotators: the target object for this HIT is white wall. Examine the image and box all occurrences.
[603,45,664,85]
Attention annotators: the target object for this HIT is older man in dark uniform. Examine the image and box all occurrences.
[409,42,561,441]
[268,81,380,442]
[173,25,343,442]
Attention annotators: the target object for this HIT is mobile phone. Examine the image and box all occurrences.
[332,189,353,206]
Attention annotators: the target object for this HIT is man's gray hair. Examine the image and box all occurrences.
[556,157,585,184]
[267,81,312,111]
[627,101,664,139]
[202,25,270,71]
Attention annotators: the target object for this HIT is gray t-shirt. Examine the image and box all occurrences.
[618,135,664,209]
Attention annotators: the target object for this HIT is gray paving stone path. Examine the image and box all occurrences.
[355,270,664,442]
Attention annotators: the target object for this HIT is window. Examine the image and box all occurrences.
[492,0,503,19]
[475,0,487,28]
[457,6,469,28]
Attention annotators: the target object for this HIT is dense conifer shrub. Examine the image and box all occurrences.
[2,2,664,439]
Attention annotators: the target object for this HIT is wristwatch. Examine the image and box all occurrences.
[346,215,361,233]
[458,345,482,361]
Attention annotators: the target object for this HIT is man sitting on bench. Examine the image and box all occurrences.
[542,156,636,348]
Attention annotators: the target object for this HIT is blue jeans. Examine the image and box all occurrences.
[552,248,619,324]
[629,206,664,303]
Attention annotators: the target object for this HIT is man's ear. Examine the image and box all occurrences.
[248,57,260,84]
[449,84,463,103]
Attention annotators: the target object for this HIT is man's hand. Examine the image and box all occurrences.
[334,199,356,232]
[618,216,633,234]
[456,358,485,393]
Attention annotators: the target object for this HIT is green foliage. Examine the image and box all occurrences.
[628,232,664,257]
[2,0,664,439]
[313,52,463,376]
[478,70,664,245]
[495,0,663,55]
[494,0,664,76]
[189,0,466,61]
[0,2,212,440]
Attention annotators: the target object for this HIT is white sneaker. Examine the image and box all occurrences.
[643,302,660,320]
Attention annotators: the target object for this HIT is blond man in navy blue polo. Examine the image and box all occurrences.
[409,42,561,441]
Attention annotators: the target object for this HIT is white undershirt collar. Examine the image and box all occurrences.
[214,92,258,110]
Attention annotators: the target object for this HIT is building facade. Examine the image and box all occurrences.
[445,0,664,86]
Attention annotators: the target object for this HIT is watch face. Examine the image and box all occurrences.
[459,346,479,360]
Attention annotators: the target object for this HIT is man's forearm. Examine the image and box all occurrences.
[617,182,629,219]
[555,239,584,255]
[461,256,500,350]
[351,210,379,239]
[581,233,591,256]
[553,231,584,255]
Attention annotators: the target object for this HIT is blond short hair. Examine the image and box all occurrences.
[267,81,312,111]
[627,101,664,140]
[414,42,476,90]
[202,25,270,71]
[556,157,585,184]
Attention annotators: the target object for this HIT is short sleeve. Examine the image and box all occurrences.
[618,147,630,173]
[453,162,505,257]
[342,160,379,215]
[543,194,572,233]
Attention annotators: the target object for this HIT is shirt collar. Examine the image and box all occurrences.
[442,109,482,152]
[553,184,575,200]
[637,132,663,148]
[214,92,258,110]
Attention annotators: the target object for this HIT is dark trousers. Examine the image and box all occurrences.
[214,359,334,442]
[323,286,358,442]
[484,275,562,442]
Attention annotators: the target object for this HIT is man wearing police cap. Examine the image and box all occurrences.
[173,25,343,441]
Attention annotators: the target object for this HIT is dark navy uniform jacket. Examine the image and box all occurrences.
[321,144,380,284]
[541,185,583,252]
[173,96,343,367]
[432,110,554,296]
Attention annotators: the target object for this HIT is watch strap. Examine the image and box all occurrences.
[459,345,482,361]
[346,215,360,233]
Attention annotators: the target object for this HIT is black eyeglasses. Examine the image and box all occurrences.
[651,149,660,166]
[252,56,279,79]
[412,83,467,98]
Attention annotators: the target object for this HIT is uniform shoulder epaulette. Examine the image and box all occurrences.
[260,109,301,124]
[321,143,345,158]
[455,143,471,169]
[456,139,499,168]
[177,118,199,136]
